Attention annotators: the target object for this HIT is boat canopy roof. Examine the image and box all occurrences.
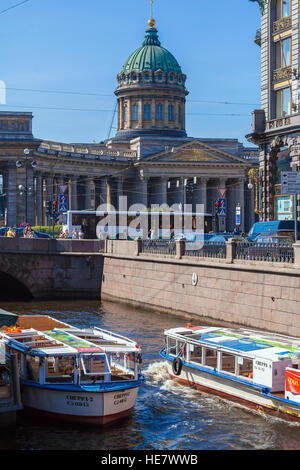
[164,326,300,361]
[0,316,140,357]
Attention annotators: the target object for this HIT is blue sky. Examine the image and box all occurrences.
[0,0,261,146]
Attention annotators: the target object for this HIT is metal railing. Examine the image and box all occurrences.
[141,240,176,256]
[235,241,294,263]
[185,241,227,259]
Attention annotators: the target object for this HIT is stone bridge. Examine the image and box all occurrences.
[0,238,104,300]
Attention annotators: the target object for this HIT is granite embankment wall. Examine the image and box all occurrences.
[101,240,300,337]
[0,238,104,300]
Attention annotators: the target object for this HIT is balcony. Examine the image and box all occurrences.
[273,15,292,34]
[273,65,293,82]
[266,116,291,131]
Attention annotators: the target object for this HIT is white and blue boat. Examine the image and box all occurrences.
[0,315,143,425]
[160,324,300,422]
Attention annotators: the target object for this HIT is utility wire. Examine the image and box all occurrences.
[0,103,251,117]
[5,86,260,107]
[0,0,30,16]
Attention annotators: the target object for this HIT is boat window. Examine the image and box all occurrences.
[45,356,74,383]
[26,355,39,382]
[237,357,253,380]
[220,352,236,374]
[167,337,177,356]
[80,355,108,382]
[190,345,203,365]
[178,341,187,360]
[203,347,218,369]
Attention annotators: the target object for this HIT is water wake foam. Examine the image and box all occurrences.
[143,361,169,384]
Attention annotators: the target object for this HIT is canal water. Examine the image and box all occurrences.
[1,298,300,451]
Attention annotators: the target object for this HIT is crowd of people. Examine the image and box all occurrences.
[58,227,85,239]
[6,223,35,238]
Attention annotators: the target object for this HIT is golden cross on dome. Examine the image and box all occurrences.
[148,0,155,28]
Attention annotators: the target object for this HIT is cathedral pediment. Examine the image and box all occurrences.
[140,139,250,165]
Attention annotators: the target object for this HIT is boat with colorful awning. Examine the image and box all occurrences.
[160,324,300,422]
[0,315,143,425]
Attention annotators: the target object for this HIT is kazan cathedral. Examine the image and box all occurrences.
[0,16,258,233]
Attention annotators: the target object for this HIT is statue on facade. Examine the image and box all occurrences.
[249,0,267,14]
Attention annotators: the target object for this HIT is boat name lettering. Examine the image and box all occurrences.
[65,394,94,407]
[114,391,130,405]
[255,360,269,369]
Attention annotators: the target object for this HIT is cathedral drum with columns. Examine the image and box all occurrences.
[0,13,258,234]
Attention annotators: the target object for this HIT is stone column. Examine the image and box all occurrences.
[193,177,208,213]
[164,99,168,127]
[35,173,43,226]
[70,177,78,210]
[117,177,124,210]
[151,98,156,127]
[138,98,143,128]
[160,177,168,205]
[128,98,132,129]
[98,178,107,208]
[85,178,92,210]
[139,177,148,208]
[5,165,17,227]
[181,177,187,208]
[106,179,112,208]
[46,175,54,204]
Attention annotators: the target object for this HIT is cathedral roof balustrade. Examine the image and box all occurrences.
[37,141,137,162]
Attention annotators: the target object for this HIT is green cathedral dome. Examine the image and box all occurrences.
[121,27,183,76]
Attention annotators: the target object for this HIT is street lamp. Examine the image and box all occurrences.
[16,148,37,223]
[248,167,261,218]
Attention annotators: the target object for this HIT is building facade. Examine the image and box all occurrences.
[0,17,258,234]
[247,0,300,222]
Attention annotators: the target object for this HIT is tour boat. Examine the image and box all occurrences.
[160,324,300,423]
[0,315,143,425]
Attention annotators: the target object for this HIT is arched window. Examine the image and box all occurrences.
[168,105,174,122]
[156,104,163,121]
[144,104,151,121]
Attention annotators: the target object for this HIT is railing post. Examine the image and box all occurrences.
[176,239,185,259]
[226,238,237,264]
[135,238,142,256]
[293,241,300,268]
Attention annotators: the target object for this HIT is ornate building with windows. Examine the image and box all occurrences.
[247,0,300,222]
[0,16,258,233]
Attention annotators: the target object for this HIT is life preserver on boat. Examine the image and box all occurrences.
[172,357,183,376]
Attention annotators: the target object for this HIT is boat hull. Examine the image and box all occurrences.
[21,382,139,425]
[163,355,300,423]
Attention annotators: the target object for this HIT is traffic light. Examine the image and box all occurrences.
[51,201,59,223]
[46,201,53,217]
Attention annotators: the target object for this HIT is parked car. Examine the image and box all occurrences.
[253,232,293,244]
[241,233,293,261]
[247,220,300,242]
